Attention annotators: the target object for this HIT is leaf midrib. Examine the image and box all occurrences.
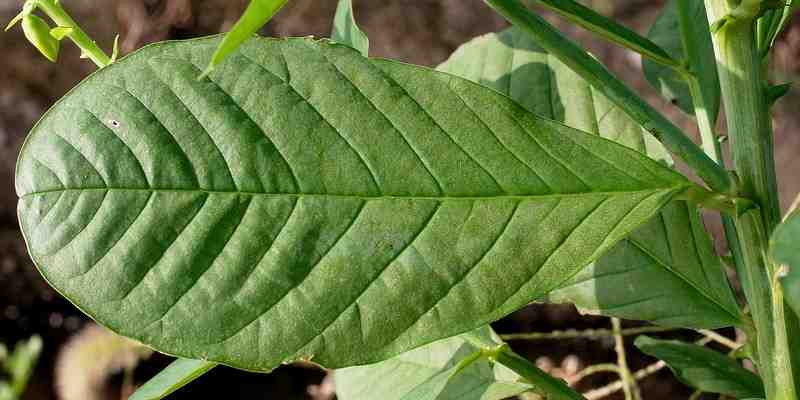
[20,186,685,201]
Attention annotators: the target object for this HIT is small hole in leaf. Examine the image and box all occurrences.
[109,119,120,128]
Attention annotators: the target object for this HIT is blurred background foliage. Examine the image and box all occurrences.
[0,1,798,399]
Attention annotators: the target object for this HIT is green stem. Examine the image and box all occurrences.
[705,2,780,229]
[611,318,639,400]
[462,331,587,400]
[735,210,796,400]
[34,0,111,68]
[491,348,587,400]
[483,0,733,194]
[704,1,793,399]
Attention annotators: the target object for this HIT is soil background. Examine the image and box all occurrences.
[1,1,798,399]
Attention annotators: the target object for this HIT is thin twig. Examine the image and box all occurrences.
[698,329,739,349]
[571,363,620,384]
[501,326,679,341]
[583,360,666,400]
[584,337,714,400]
[612,318,640,400]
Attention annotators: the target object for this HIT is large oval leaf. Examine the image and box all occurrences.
[438,28,739,329]
[16,36,688,372]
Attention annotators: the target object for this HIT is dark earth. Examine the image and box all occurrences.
[1,1,798,399]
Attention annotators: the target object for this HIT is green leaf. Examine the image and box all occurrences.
[129,358,216,400]
[758,1,798,54]
[437,28,671,164]
[531,0,678,68]
[22,14,60,63]
[336,327,532,400]
[483,0,732,193]
[438,27,740,329]
[17,36,689,372]
[331,0,368,57]
[771,207,800,316]
[644,0,720,119]
[4,336,42,396]
[203,0,289,76]
[0,383,13,400]
[549,201,742,328]
[634,336,765,399]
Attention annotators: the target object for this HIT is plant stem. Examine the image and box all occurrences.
[704,2,780,229]
[734,210,796,400]
[463,331,587,400]
[34,0,111,68]
[491,348,588,400]
[704,1,795,398]
[501,325,678,341]
[483,0,733,194]
[611,318,639,400]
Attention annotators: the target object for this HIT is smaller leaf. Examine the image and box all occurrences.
[331,0,368,56]
[635,336,764,399]
[203,0,289,77]
[129,358,216,400]
[49,26,73,40]
[335,327,532,400]
[771,207,800,316]
[399,351,484,400]
[644,0,720,119]
[110,34,120,63]
[0,383,13,400]
[533,0,678,68]
[22,14,60,62]
[767,82,792,106]
[4,2,35,32]
[5,335,42,396]
[4,12,24,32]
[758,0,798,53]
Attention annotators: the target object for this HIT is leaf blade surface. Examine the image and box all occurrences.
[129,358,216,400]
[635,336,764,399]
[438,28,740,329]
[17,36,688,372]
[335,326,532,400]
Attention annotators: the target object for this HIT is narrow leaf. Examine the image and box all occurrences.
[331,0,368,57]
[532,0,678,68]
[203,0,289,76]
[17,36,689,372]
[336,326,532,400]
[439,28,740,329]
[129,358,216,400]
[635,336,765,399]
[758,1,798,53]
[771,207,800,316]
[644,0,720,119]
